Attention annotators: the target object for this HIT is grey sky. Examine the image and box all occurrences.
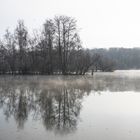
[1,0,140,48]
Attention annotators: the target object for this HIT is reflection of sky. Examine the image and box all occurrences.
[79,91,140,140]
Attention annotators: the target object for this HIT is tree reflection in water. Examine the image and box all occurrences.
[0,76,92,134]
[0,74,140,134]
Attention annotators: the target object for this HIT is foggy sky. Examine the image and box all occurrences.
[1,0,140,48]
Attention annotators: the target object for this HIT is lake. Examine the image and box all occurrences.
[0,70,140,140]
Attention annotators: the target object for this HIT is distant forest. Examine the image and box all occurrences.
[0,15,139,75]
[91,48,140,70]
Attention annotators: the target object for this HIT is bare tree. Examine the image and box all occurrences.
[15,20,28,74]
[43,19,55,74]
[3,29,17,74]
[54,16,78,74]
[0,16,115,75]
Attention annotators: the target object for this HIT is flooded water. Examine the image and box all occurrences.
[0,70,140,140]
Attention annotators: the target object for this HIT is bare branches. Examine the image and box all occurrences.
[0,15,115,75]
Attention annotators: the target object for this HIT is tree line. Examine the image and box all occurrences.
[0,15,115,75]
[90,48,140,70]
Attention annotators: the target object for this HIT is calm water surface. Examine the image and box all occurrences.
[0,70,140,140]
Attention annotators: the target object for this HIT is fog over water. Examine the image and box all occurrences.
[0,70,140,140]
